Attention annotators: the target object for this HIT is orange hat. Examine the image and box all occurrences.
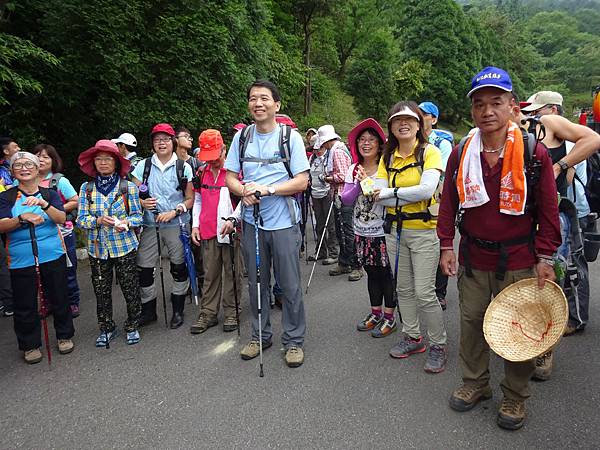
[198,129,224,161]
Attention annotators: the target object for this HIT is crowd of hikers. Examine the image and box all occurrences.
[1,68,600,431]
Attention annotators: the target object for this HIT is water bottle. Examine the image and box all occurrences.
[138,183,150,200]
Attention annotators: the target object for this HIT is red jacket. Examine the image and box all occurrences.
[436,142,561,272]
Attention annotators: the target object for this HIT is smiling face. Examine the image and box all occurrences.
[390,115,419,142]
[37,149,52,175]
[11,158,39,183]
[93,151,116,177]
[471,87,514,133]
[248,86,280,125]
[357,130,380,162]
[152,132,174,158]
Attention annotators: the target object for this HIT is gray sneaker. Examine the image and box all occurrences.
[389,335,426,359]
[423,344,446,373]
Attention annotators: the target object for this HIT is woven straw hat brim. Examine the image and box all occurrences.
[483,278,568,362]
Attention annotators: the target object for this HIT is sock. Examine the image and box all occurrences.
[371,307,382,318]
[384,311,395,322]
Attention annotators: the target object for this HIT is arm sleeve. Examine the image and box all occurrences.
[126,182,143,228]
[439,140,453,171]
[192,191,202,228]
[75,183,97,229]
[375,169,440,207]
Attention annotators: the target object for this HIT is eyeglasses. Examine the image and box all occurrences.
[358,137,378,144]
[12,162,36,170]
[153,137,172,144]
[177,134,193,141]
[94,157,115,163]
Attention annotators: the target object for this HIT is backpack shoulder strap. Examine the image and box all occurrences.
[279,124,294,179]
[50,173,63,190]
[85,180,94,204]
[175,158,187,191]
[142,157,152,185]
[119,178,130,215]
[238,124,254,167]
[4,186,19,207]
[39,186,51,204]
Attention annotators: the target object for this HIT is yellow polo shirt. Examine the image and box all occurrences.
[376,142,442,230]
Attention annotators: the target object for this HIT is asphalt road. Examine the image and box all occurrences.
[1,236,599,449]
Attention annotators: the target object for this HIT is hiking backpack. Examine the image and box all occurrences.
[432,129,454,148]
[573,152,600,214]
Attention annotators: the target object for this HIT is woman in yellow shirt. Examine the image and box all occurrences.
[375,101,448,373]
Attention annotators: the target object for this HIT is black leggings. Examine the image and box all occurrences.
[363,265,396,309]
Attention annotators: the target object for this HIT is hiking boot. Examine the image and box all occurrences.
[307,254,325,262]
[389,335,426,359]
[223,316,238,332]
[532,350,553,381]
[96,329,118,347]
[126,330,140,345]
[322,257,338,266]
[70,304,80,318]
[24,348,43,364]
[424,345,447,374]
[497,397,526,430]
[348,268,363,282]
[285,346,304,368]
[357,312,382,331]
[57,339,74,354]
[329,264,352,276]
[371,317,397,338]
[438,296,447,311]
[138,299,158,327]
[240,339,273,360]
[190,313,218,334]
[563,324,584,336]
[449,384,492,412]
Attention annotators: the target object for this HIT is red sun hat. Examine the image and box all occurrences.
[78,139,131,178]
[347,118,387,163]
[198,129,224,161]
[151,123,175,136]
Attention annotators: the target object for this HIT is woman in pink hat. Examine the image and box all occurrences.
[76,140,143,347]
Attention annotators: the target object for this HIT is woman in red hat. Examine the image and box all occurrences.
[341,119,397,337]
[76,140,143,346]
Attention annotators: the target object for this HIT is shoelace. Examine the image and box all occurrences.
[502,398,522,415]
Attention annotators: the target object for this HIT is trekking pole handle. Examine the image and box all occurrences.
[253,191,261,222]
[28,223,39,258]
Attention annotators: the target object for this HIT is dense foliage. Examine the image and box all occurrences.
[1,0,599,181]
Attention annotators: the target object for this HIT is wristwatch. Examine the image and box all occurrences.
[267,185,276,196]
[17,214,27,225]
[41,201,51,211]
[557,160,569,172]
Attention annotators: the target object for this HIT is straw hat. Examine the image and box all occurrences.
[483,278,568,362]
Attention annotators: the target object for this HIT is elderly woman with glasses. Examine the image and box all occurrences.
[77,140,143,347]
[0,152,74,364]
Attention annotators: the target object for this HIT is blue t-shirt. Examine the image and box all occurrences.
[429,130,452,171]
[131,154,193,227]
[0,189,66,269]
[224,125,309,230]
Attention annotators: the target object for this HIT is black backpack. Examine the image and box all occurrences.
[4,186,52,207]
[238,124,293,179]
[574,152,600,214]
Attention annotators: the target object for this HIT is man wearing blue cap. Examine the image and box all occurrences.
[437,66,561,430]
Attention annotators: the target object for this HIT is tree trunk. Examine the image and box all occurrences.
[303,22,312,116]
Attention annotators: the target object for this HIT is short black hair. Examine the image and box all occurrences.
[247,80,281,102]
[0,137,14,151]
[175,126,191,136]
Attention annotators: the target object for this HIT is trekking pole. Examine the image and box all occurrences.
[154,215,168,328]
[228,230,241,338]
[253,191,265,378]
[307,193,318,244]
[28,223,52,366]
[305,199,334,294]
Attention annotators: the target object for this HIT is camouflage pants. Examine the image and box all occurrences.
[90,250,141,333]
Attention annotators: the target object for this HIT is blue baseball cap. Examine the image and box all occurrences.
[418,101,439,118]
[467,66,512,98]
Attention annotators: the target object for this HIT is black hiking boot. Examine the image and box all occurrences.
[138,299,158,327]
[169,294,185,329]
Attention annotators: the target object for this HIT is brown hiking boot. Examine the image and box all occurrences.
[532,350,553,381]
[57,339,74,354]
[24,348,43,364]
[329,264,352,276]
[563,324,584,336]
[240,340,273,360]
[285,346,304,368]
[449,384,492,412]
[348,268,363,281]
[497,397,526,430]
[190,313,218,334]
[222,316,238,332]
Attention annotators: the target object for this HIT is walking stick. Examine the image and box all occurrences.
[305,199,334,294]
[253,191,265,378]
[28,224,52,366]
[154,216,168,328]
[228,230,241,337]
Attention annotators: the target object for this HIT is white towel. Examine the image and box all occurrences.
[459,128,490,209]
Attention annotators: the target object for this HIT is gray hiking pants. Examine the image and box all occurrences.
[242,222,305,348]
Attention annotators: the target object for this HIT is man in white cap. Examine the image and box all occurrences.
[112,132,141,175]
[315,125,362,281]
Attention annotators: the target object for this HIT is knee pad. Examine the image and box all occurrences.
[170,262,188,282]
[138,267,155,287]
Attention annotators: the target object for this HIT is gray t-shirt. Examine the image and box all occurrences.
[310,152,330,199]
